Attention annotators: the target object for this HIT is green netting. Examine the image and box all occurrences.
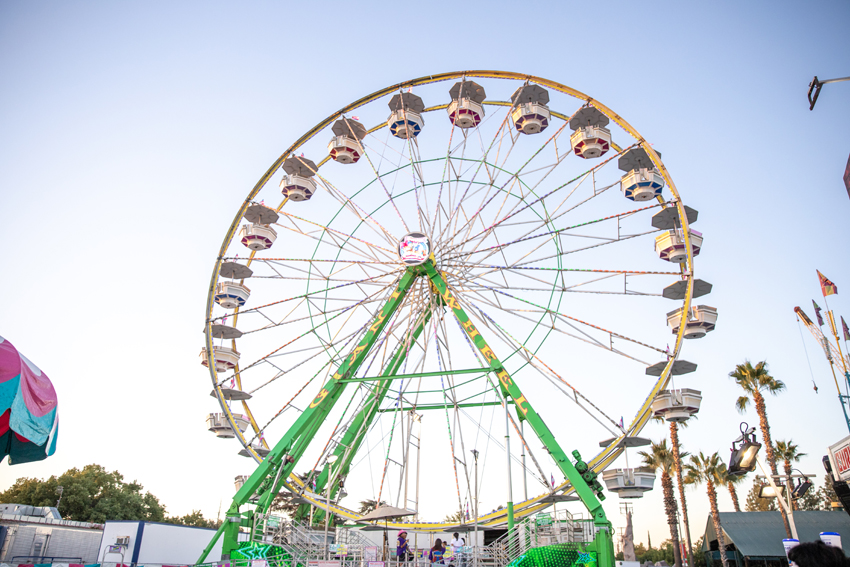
[507,542,598,567]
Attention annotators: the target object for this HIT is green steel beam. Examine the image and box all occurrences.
[307,306,434,524]
[339,367,489,383]
[422,261,613,565]
[200,269,420,562]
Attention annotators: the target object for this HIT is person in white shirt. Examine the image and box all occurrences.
[450,533,465,566]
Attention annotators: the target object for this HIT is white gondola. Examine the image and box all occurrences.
[234,475,248,491]
[280,174,317,202]
[667,305,718,339]
[570,125,612,159]
[239,223,278,251]
[651,389,703,422]
[601,468,656,499]
[327,136,362,164]
[388,109,424,139]
[511,103,550,135]
[655,229,703,263]
[214,281,250,309]
[621,167,665,201]
[206,412,249,439]
[200,346,240,373]
[448,98,484,129]
[448,80,486,129]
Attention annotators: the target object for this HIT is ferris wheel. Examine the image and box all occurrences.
[199,71,716,555]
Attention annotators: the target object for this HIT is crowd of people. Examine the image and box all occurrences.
[396,530,469,565]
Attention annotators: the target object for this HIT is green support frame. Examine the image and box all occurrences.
[199,261,614,566]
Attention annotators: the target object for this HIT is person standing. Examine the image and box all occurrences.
[430,538,445,565]
[450,532,465,567]
[397,530,410,562]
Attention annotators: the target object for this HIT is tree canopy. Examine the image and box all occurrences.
[0,464,218,527]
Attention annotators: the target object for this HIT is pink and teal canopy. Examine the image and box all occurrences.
[0,335,59,464]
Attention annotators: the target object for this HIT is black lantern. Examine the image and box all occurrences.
[792,473,813,499]
[728,423,762,476]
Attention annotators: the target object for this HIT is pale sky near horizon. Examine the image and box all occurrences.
[2,0,850,552]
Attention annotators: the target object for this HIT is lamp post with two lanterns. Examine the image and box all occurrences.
[728,423,814,540]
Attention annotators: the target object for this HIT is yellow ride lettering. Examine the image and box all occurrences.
[310,388,330,408]
[514,394,530,416]
[497,369,514,389]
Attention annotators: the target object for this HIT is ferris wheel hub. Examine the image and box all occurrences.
[398,232,432,265]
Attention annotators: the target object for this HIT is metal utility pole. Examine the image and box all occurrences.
[505,401,514,530]
[471,449,479,567]
[55,486,64,510]
[521,421,528,502]
[808,75,850,110]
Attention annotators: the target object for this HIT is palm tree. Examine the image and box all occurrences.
[664,417,696,567]
[775,440,806,511]
[639,440,684,567]
[684,452,729,567]
[717,466,746,512]
[729,360,790,535]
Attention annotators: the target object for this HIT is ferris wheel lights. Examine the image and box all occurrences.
[620,168,665,201]
[239,223,278,251]
[654,229,703,263]
[214,281,251,309]
[569,107,611,159]
[666,305,717,339]
[199,345,240,372]
[651,389,702,422]
[388,92,426,139]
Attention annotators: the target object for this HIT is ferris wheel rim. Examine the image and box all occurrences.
[203,71,697,529]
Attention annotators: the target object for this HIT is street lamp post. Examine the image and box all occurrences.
[471,449,479,567]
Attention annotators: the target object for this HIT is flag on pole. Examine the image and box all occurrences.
[818,270,838,297]
[813,300,824,326]
[842,316,850,341]
[551,473,556,487]
[351,116,360,120]
[618,416,625,429]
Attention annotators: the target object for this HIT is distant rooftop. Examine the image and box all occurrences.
[0,503,103,529]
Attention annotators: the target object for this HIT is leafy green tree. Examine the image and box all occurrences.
[692,537,708,567]
[685,452,729,567]
[639,439,684,567]
[358,499,387,515]
[0,464,166,523]
[167,509,221,529]
[729,360,790,536]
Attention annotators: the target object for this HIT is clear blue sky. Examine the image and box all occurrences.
[1,0,849,550]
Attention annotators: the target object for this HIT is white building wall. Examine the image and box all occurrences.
[97,521,222,565]
[0,522,102,563]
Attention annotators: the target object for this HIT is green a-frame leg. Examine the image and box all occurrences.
[198,261,614,567]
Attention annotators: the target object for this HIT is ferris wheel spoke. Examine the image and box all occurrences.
[461,294,627,436]
[447,280,656,364]
[277,210,397,260]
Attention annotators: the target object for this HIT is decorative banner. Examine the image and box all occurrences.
[0,335,59,465]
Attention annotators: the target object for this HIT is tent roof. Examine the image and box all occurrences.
[703,511,850,558]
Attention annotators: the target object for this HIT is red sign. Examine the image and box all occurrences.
[829,435,850,481]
